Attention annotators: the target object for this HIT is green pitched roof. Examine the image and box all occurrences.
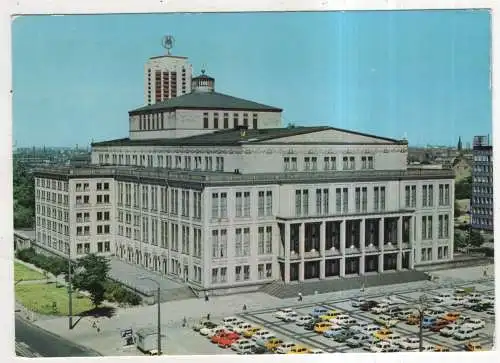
[129,91,282,114]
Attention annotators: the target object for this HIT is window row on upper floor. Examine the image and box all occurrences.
[284,155,374,172]
[203,111,259,129]
[98,153,225,172]
[36,178,69,191]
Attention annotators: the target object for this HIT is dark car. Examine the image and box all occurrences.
[333,329,354,343]
[249,345,269,354]
[471,303,492,312]
[359,300,378,311]
[304,318,321,331]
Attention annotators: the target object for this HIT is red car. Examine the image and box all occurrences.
[211,331,239,345]
[430,319,450,332]
[218,334,240,348]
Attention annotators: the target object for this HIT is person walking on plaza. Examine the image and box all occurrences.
[298,292,303,302]
[205,292,209,302]
[207,313,211,321]
[242,304,247,312]
[182,316,187,327]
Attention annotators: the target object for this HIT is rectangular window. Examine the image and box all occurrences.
[233,113,239,127]
[252,113,258,129]
[316,189,322,215]
[355,187,361,212]
[223,113,229,128]
[361,187,367,212]
[265,226,272,254]
[258,191,265,217]
[211,193,219,219]
[258,227,265,255]
[213,112,219,128]
[203,112,209,128]
[342,188,348,213]
[302,190,309,216]
[235,228,243,257]
[405,186,411,207]
[295,190,302,216]
[335,188,341,213]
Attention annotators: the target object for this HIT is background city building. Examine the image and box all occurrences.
[470,135,493,231]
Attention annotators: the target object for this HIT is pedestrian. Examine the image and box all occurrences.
[205,292,209,302]
[182,316,187,327]
[207,313,211,321]
[242,304,247,312]
[298,292,303,302]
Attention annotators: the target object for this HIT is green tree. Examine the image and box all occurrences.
[469,229,484,247]
[454,201,462,218]
[455,175,472,200]
[13,161,35,229]
[72,254,110,308]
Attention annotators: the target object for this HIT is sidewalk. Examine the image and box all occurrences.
[32,265,494,356]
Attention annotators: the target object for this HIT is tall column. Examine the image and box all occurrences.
[360,219,366,252]
[319,222,326,279]
[378,217,384,273]
[284,223,291,283]
[409,248,415,270]
[340,221,346,277]
[397,252,403,270]
[299,223,305,281]
[397,216,403,249]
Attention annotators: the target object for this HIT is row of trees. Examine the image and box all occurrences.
[16,249,141,308]
[13,161,35,228]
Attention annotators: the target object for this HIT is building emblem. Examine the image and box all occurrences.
[161,35,175,55]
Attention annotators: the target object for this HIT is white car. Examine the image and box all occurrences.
[453,327,479,340]
[282,311,299,322]
[464,318,485,330]
[254,333,275,346]
[231,339,255,351]
[385,333,402,345]
[233,322,254,334]
[374,314,399,327]
[275,308,295,320]
[330,314,351,325]
[433,291,453,303]
[295,315,313,326]
[310,349,325,354]
[349,321,370,333]
[275,342,296,354]
[201,326,226,337]
[417,343,436,352]
[370,341,393,353]
[371,303,389,314]
[398,337,420,351]
[352,298,365,307]
[251,329,273,342]
[425,307,446,317]
[440,324,461,337]
[450,296,467,307]
[362,324,381,335]
[222,316,243,327]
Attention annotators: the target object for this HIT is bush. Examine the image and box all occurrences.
[104,281,142,306]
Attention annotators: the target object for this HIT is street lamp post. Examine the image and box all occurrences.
[68,242,73,330]
[140,277,161,355]
[417,294,429,352]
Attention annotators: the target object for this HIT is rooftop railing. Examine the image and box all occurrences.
[33,165,454,184]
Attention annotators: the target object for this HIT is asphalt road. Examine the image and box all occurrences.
[15,315,101,357]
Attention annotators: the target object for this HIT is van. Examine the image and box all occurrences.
[236,342,257,354]
[422,317,437,328]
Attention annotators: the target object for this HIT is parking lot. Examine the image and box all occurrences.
[184,278,494,354]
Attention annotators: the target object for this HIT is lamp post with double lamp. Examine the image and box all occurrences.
[140,277,161,355]
[417,294,429,352]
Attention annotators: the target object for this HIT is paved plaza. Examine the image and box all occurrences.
[31,265,495,355]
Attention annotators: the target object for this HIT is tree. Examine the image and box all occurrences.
[454,201,462,218]
[13,161,35,229]
[72,254,110,308]
[469,230,484,248]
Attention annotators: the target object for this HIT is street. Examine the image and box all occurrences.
[15,315,101,357]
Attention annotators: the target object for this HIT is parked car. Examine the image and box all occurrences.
[288,345,310,354]
[430,319,450,332]
[243,327,262,338]
[433,291,453,303]
[440,323,461,337]
[385,333,402,345]
[359,300,378,311]
[471,303,492,312]
[310,306,329,318]
[464,318,485,330]
[201,326,226,337]
[222,316,243,328]
[465,341,483,352]
[250,345,269,354]
[264,337,284,351]
[453,327,479,340]
[303,319,321,331]
[374,314,399,327]
[314,321,332,334]
[193,320,217,332]
[370,341,393,353]
[374,328,393,340]
[362,335,380,351]
[275,342,297,354]
[362,324,382,336]
[319,310,341,321]
[254,333,276,347]
[371,303,390,314]
[330,314,352,325]
[398,337,420,351]
[442,312,461,323]
[282,311,299,322]
[234,341,257,355]
[349,321,370,333]
[295,315,313,326]
[322,325,344,338]
[422,316,438,329]
[381,345,400,353]
[425,307,446,317]
[406,314,420,325]
[434,345,450,352]
[275,308,295,320]
[231,338,254,351]
[251,330,274,342]
[211,331,239,345]
[233,322,254,334]
[346,333,369,348]
[218,333,241,348]
[397,308,416,321]
[352,298,365,307]
[333,329,355,343]
[309,349,326,354]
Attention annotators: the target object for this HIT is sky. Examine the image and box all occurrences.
[12,10,492,148]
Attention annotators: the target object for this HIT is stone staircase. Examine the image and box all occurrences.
[260,270,430,299]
